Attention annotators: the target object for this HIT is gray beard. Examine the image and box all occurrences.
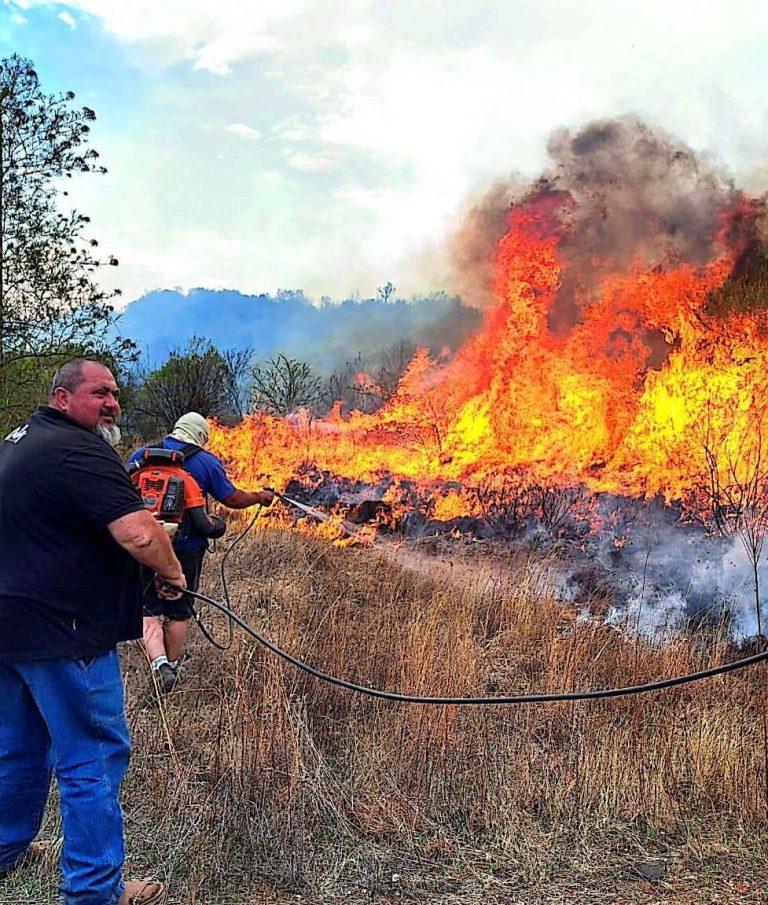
[95,422,122,447]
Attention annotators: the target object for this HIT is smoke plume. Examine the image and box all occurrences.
[452,116,746,329]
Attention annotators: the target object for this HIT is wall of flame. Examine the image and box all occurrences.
[209,196,768,517]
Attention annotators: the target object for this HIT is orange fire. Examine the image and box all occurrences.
[209,192,768,518]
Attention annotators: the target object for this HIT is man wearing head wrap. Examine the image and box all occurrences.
[168,411,210,447]
[128,412,273,691]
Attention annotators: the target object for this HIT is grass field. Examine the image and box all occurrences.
[3,525,768,904]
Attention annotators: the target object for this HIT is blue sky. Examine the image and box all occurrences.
[2,0,767,307]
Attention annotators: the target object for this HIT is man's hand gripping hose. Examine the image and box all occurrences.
[157,501,264,651]
[155,572,186,600]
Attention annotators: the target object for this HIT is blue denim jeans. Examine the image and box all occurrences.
[0,650,130,905]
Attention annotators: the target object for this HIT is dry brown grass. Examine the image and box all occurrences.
[5,526,768,904]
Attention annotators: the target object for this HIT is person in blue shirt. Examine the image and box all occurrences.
[128,412,273,691]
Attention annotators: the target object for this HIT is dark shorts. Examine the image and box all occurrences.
[143,547,206,621]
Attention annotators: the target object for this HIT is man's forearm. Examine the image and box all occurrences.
[124,526,183,579]
[108,510,184,580]
[222,489,274,509]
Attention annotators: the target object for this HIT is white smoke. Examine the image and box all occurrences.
[558,497,768,640]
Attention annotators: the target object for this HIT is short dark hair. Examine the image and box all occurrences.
[49,359,104,398]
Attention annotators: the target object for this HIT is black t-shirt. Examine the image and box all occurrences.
[0,407,147,660]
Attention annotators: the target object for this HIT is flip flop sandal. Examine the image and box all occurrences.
[119,878,165,904]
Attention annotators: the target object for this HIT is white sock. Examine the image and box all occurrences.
[151,655,169,671]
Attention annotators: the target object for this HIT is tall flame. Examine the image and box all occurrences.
[209,190,768,514]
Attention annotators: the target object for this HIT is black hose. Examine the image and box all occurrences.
[186,506,263,650]
[178,584,768,706]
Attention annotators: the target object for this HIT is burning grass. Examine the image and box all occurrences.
[207,183,768,517]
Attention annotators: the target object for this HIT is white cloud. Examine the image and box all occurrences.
[10,0,305,71]
[273,120,315,142]
[226,122,262,140]
[11,0,768,305]
[57,9,74,27]
[191,32,279,75]
[285,151,332,172]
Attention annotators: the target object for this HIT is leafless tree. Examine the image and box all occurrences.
[221,347,253,420]
[250,353,321,415]
[376,281,396,303]
[692,394,768,814]
[132,337,234,434]
[372,339,416,402]
[471,469,533,532]
[696,398,768,634]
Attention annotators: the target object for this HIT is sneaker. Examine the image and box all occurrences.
[154,663,177,694]
[171,663,188,682]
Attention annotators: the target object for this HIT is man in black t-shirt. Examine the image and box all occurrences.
[0,360,184,905]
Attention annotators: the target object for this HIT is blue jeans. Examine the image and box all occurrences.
[0,650,130,905]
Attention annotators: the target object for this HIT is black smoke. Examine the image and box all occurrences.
[451,115,753,331]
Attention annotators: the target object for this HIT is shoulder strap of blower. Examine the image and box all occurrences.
[165,439,208,514]
[167,440,204,467]
[127,446,225,542]
[165,440,219,544]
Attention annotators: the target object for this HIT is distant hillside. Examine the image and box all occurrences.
[116,289,481,371]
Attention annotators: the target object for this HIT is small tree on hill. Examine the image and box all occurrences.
[377,281,396,303]
[250,353,321,415]
[132,338,236,435]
